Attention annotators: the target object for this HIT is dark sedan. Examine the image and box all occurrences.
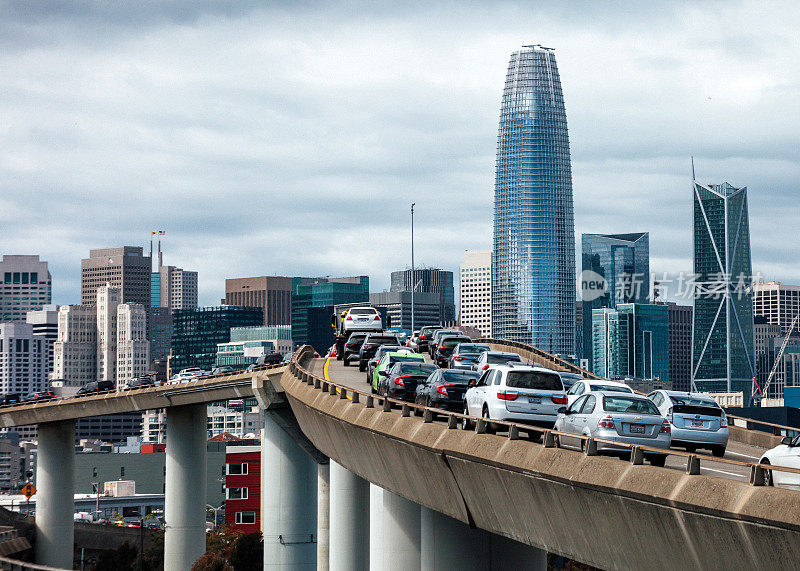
[342,332,368,366]
[378,362,438,401]
[433,336,471,368]
[22,391,57,402]
[415,369,479,411]
[358,334,400,371]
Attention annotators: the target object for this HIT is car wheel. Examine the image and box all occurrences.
[761,459,773,486]
[358,361,366,372]
[481,406,496,434]
[711,445,726,458]
[461,405,473,430]
[648,455,667,467]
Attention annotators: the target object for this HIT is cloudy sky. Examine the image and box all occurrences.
[3,1,800,306]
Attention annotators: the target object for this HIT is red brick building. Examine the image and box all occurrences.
[224,445,261,533]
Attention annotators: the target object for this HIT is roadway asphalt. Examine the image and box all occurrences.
[309,356,766,484]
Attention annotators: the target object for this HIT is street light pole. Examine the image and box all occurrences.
[411,203,415,334]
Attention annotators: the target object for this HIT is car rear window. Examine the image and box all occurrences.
[459,344,489,354]
[487,354,523,364]
[442,338,468,347]
[441,371,479,384]
[350,308,376,315]
[505,371,563,391]
[603,396,660,415]
[590,384,633,394]
[389,356,424,365]
[369,336,398,344]
[669,396,719,408]
[398,364,437,375]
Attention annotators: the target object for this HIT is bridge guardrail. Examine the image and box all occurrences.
[289,346,800,487]
[475,338,600,379]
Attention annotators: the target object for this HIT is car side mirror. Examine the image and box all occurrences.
[558,407,568,414]
[781,436,794,446]
[378,370,388,377]
[468,380,476,387]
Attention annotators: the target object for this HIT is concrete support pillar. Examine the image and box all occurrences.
[489,533,546,570]
[420,507,490,570]
[329,462,369,571]
[369,484,384,568]
[35,420,75,569]
[262,414,317,569]
[382,488,421,570]
[164,404,207,571]
[317,462,330,571]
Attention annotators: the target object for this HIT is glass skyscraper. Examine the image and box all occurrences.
[492,45,576,356]
[581,232,650,368]
[692,178,755,398]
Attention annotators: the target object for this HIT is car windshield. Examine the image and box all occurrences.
[397,364,437,376]
[603,396,660,415]
[459,344,489,354]
[669,395,718,408]
[590,384,633,394]
[388,355,424,365]
[506,371,563,390]
[349,308,376,315]
[487,354,522,364]
[441,371,479,384]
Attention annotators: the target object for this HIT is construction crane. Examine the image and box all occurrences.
[756,312,800,402]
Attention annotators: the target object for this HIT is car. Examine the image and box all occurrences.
[428,329,462,357]
[22,391,56,402]
[1,394,20,406]
[366,345,409,383]
[211,366,235,376]
[557,372,585,391]
[358,333,401,372]
[463,365,566,429]
[648,390,729,457]
[433,336,472,368]
[167,369,209,384]
[417,325,443,354]
[448,343,491,370]
[342,332,369,367]
[554,391,671,466]
[566,379,633,406]
[406,331,421,352]
[341,306,384,333]
[119,376,155,390]
[77,380,115,395]
[378,362,438,401]
[416,369,480,411]
[474,350,524,372]
[370,351,426,393]
[257,353,285,366]
[759,434,800,488]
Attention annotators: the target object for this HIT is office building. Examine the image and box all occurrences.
[369,291,440,331]
[141,406,262,443]
[225,445,261,533]
[171,306,263,373]
[592,303,669,384]
[96,285,121,383]
[224,276,293,326]
[52,305,97,387]
[492,45,576,355]
[149,307,173,377]
[291,276,369,353]
[228,325,292,355]
[116,304,150,384]
[459,251,492,336]
[26,306,59,379]
[150,241,198,311]
[216,340,274,368]
[81,246,151,307]
[666,303,693,392]
[692,179,755,397]
[582,233,650,369]
[391,268,455,324]
[753,282,800,336]
[0,255,52,323]
[0,323,49,396]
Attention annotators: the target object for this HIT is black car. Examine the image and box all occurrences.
[342,332,368,367]
[378,362,438,401]
[122,376,155,390]
[415,369,479,411]
[433,336,471,368]
[358,333,400,372]
[417,325,443,354]
[1,394,20,406]
[258,353,285,366]
[77,380,115,395]
[22,391,57,402]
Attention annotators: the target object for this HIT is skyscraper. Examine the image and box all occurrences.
[581,233,650,368]
[459,251,492,336]
[81,247,151,307]
[224,276,293,326]
[150,241,198,311]
[692,177,755,397]
[0,255,52,322]
[492,45,576,355]
[390,268,455,324]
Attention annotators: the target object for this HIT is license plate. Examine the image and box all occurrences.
[690,419,704,428]
[528,397,540,404]
[629,424,645,434]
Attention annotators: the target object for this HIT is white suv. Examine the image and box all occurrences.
[464,365,567,428]
[343,306,383,333]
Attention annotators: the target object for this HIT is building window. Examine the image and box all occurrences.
[226,462,248,475]
[227,487,248,500]
[120,467,125,478]
[92,467,97,478]
[235,511,256,524]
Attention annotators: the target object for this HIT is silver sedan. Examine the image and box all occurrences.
[554,391,672,466]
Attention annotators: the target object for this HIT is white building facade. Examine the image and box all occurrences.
[0,255,52,323]
[459,250,492,337]
[0,323,48,396]
[116,304,150,384]
[52,305,97,387]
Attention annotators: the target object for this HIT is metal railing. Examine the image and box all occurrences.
[289,346,800,488]
[475,338,600,379]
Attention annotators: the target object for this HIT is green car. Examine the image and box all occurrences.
[371,351,426,392]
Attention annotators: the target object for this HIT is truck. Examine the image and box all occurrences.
[331,304,390,360]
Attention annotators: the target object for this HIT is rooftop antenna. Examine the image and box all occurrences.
[691,156,696,181]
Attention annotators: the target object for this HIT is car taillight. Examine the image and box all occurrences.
[453,356,464,361]
[551,395,567,405]
[482,364,490,371]
[420,335,427,340]
[660,420,671,433]
[437,384,452,396]
[345,343,355,348]
[598,415,615,429]
[666,407,673,424]
[346,315,353,321]
[496,391,518,401]
[374,315,381,320]
[395,376,410,386]
[438,345,445,350]
[720,415,727,428]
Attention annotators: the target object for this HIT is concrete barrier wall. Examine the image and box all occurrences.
[281,367,800,571]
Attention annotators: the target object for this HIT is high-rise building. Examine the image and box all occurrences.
[291,277,369,352]
[581,233,650,369]
[0,323,49,396]
[224,277,293,326]
[692,178,755,397]
[753,282,800,336]
[150,241,198,311]
[0,255,52,322]
[492,45,576,355]
[390,268,455,324]
[26,305,59,380]
[592,303,669,384]
[227,326,292,356]
[369,291,440,331]
[96,285,121,383]
[116,303,150,385]
[81,247,151,307]
[171,306,263,373]
[666,303,693,392]
[149,307,173,379]
[52,305,97,387]
[459,251,492,336]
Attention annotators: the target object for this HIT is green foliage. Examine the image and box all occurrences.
[90,541,137,571]
[227,533,263,571]
[191,551,232,571]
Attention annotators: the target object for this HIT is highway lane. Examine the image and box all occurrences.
[312,356,766,483]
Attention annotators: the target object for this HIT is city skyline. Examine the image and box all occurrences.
[3,3,800,308]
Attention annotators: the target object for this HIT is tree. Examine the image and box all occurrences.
[191,552,232,571]
[91,541,138,571]
[227,533,263,571]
